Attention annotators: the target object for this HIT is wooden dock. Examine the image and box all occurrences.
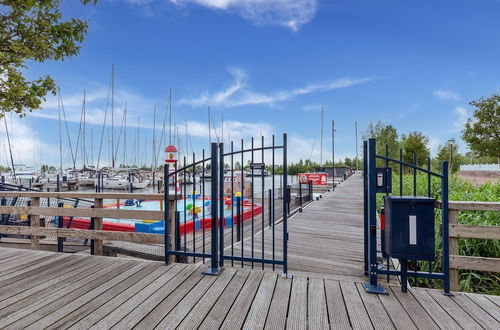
[0,174,499,329]
[0,247,499,329]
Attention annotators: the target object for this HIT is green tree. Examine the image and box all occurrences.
[401,131,430,167]
[435,140,462,172]
[363,121,400,167]
[0,0,95,117]
[462,95,500,163]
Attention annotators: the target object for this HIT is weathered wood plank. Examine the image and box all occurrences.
[243,272,278,330]
[340,281,373,330]
[377,287,417,330]
[451,292,499,330]
[286,276,308,330]
[465,292,500,322]
[197,269,252,330]
[389,286,439,330]
[409,288,461,330]
[426,289,482,329]
[324,279,351,330]
[355,282,395,330]
[449,209,459,291]
[103,265,200,329]
[26,262,159,329]
[0,225,164,244]
[436,200,500,211]
[264,275,293,330]
[450,255,500,272]
[69,263,183,329]
[177,268,239,330]
[0,259,131,328]
[219,271,265,330]
[153,270,226,329]
[450,224,500,240]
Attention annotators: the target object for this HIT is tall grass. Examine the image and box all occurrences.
[376,173,500,295]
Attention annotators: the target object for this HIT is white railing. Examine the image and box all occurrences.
[459,164,500,171]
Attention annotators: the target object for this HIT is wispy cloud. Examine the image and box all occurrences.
[169,0,317,31]
[453,106,468,131]
[179,67,374,108]
[433,89,461,102]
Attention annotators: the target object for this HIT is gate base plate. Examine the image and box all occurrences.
[362,282,388,295]
[202,267,222,276]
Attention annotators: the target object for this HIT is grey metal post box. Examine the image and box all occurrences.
[383,196,435,261]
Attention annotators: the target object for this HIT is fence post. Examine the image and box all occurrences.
[363,140,368,276]
[57,202,64,252]
[282,133,288,276]
[363,138,387,294]
[236,196,241,242]
[299,182,302,211]
[219,142,225,267]
[203,142,221,275]
[0,197,6,239]
[449,209,459,291]
[30,197,40,250]
[441,161,451,295]
[93,198,103,256]
[56,175,60,192]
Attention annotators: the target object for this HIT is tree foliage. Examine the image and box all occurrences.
[401,131,430,167]
[462,94,500,162]
[363,121,400,167]
[0,0,95,117]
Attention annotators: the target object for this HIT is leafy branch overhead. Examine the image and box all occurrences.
[0,0,96,117]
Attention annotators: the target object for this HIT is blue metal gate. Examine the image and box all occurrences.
[363,138,450,295]
[164,134,289,276]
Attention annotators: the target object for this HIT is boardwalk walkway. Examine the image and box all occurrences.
[228,173,365,280]
[0,247,499,329]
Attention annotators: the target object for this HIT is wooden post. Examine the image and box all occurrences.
[449,209,459,291]
[30,197,40,250]
[94,198,104,255]
[168,196,176,263]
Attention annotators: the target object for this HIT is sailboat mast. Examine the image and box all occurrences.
[169,88,172,145]
[355,120,359,170]
[83,89,86,168]
[320,106,324,167]
[58,89,63,175]
[221,114,224,145]
[3,116,16,178]
[124,103,127,166]
[111,64,115,168]
[152,105,156,170]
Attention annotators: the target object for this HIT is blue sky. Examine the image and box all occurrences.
[4,0,500,168]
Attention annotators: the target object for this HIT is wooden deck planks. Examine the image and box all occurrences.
[0,248,497,329]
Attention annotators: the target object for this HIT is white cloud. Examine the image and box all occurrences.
[170,0,317,31]
[179,67,374,108]
[433,89,461,102]
[453,106,468,131]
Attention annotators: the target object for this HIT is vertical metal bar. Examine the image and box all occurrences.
[57,202,64,252]
[56,175,60,192]
[192,152,196,263]
[441,161,450,294]
[363,140,368,275]
[203,142,220,274]
[236,196,241,242]
[241,139,244,267]
[368,138,378,286]
[282,133,288,275]
[385,144,389,282]
[219,143,224,267]
[413,152,417,197]
[202,149,205,263]
[251,137,254,268]
[231,141,234,266]
[427,156,433,285]
[164,163,169,265]
[261,136,265,269]
[268,189,272,227]
[399,148,403,196]
[272,135,276,271]
[90,205,95,255]
[183,157,187,254]
[299,182,302,208]
[332,120,335,190]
